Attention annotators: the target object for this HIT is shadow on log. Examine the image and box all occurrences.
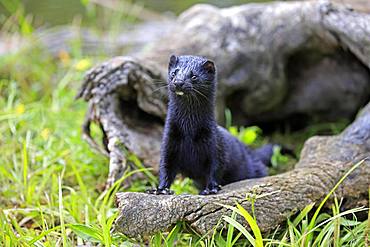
[75,0,370,237]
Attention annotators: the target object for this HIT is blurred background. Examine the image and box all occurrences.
[1,0,368,56]
[1,0,267,26]
[0,0,270,56]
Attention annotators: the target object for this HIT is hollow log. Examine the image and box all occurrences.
[77,0,370,188]
[115,101,370,237]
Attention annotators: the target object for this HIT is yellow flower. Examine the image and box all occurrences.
[74,58,92,71]
[15,104,25,115]
[41,128,51,141]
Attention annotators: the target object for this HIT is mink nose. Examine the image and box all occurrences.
[174,81,184,89]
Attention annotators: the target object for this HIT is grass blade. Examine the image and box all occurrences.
[304,159,365,244]
[236,203,264,247]
[226,212,236,247]
[58,175,67,247]
[223,215,256,246]
[166,222,181,246]
[69,224,103,243]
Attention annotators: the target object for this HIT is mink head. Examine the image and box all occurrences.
[167,55,216,99]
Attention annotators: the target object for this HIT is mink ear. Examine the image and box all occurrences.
[169,55,178,69]
[203,60,215,74]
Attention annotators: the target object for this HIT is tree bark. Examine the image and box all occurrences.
[114,102,370,237]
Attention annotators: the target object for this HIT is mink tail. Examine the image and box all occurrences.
[254,143,297,166]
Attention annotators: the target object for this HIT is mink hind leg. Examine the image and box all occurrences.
[248,155,269,178]
[220,155,268,185]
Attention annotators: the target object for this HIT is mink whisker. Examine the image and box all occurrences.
[152,85,168,94]
[191,91,201,106]
[193,88,210,103]
[149,79,168,85]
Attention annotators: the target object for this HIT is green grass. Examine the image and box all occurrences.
[1,2,369,246]
[0,42,200,246]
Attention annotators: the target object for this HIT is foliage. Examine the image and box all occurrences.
[229,125,262,146]
[226,108,262,146]
[271,145,289,168]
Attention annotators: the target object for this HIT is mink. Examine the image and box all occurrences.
[149,55,278,195]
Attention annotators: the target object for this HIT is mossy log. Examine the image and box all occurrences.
[76,0,370,237]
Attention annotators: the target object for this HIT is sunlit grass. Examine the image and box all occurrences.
[0,43,197,246]
[0,41,129,245]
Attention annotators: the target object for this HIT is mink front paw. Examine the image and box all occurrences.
[199,185,221,195]
[146,188,174,195]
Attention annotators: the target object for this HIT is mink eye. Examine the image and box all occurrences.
[170,69,178,78]
[191,75,198,81]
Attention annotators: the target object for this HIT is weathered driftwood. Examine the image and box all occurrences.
[76,0,370,187]
[115,102,370,237]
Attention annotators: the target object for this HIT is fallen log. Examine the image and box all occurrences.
[114,101,370,237]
